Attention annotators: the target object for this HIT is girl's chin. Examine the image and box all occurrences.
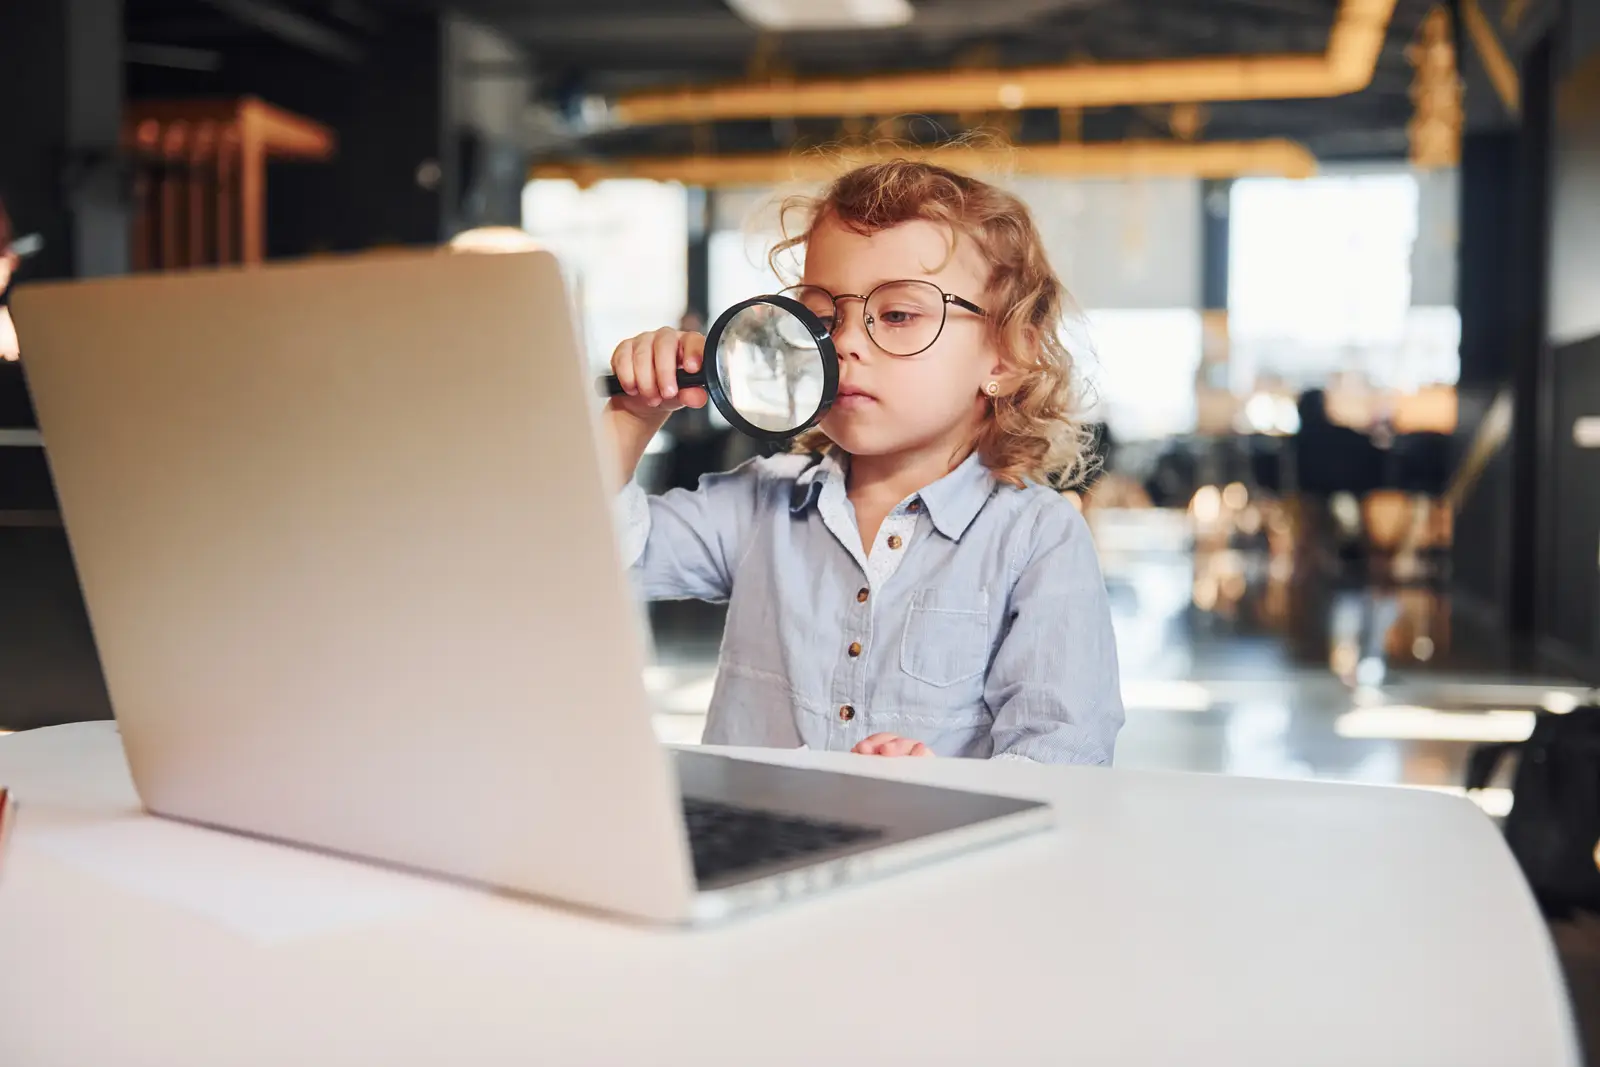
[817,419,910,458]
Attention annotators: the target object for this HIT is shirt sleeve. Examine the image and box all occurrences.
[984,497,1124,765]
[614,459,766,604]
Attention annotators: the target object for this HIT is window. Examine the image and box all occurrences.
[1228,171,1460,393]
[1076,309,1203,440]
[709,230,785,315]
[522,180,688,372]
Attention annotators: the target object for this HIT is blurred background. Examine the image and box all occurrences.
[2,0,1598,821]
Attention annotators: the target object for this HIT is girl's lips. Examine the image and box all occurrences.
[833,389,877,409]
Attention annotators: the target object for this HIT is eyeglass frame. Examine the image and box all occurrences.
[779,281,989,358]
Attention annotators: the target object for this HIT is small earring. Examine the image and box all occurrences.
[984,381,1000,396]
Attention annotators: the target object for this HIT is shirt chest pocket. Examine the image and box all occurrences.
[899,589,991,687]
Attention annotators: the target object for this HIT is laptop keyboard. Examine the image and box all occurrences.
[681,797,884,884]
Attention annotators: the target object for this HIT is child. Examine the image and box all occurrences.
[603,159,1122,764]
[0,197,19,362]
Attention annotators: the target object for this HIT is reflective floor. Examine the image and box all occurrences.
[646,504,1591,817]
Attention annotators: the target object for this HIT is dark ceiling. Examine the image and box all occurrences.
[463,0,1343,82]
[124,0,1446,161]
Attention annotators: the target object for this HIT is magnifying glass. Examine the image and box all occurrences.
[597,294,839,442]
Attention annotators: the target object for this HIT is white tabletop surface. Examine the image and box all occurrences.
[0,721,1578,1067]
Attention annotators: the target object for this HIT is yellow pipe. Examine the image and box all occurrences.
[530,139,1318,187]
[614,0,1397,124]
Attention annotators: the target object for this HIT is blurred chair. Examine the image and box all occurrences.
[1245,434,1288,496]
[1144,437,1200,508]
[123,98,335,270]
[1293,389,1386,498]
[1290,389,1386,570]
[1388,432,1452,495]
[1385,432,1455,564]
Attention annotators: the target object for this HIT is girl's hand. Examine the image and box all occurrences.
[607,327,710,424]
[853,734,934,758]
[0,308,17,362]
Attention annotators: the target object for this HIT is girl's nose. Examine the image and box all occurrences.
[829,300,871,361]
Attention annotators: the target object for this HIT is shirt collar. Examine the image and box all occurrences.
[788,453,832,514]
[789,449,996,541]
[916,450,998,540]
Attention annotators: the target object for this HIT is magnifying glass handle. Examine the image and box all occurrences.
[596,367,708,398]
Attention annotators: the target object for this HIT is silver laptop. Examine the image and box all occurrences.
[11,249,1051,925]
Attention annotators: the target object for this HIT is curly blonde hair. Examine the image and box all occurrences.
[769,157,1094,489]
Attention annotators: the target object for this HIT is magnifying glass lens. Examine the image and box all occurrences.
[716,303,828,435]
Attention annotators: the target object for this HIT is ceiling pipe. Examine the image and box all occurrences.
[529,138,1318,187]
[197,0,365,63]
[612,0,1397,125]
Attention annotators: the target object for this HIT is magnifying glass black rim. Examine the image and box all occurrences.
[703,293,839,443]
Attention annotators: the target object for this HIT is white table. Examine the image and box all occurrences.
[0,721,1578,1067]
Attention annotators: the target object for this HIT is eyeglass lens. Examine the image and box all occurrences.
[784,281,950,357]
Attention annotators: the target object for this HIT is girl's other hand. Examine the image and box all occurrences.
[852,733,934,758]
[607,327,709,423]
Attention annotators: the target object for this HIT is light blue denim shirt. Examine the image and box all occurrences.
[616,450,1123,764]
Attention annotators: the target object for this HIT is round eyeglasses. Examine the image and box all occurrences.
[779,281,988,358]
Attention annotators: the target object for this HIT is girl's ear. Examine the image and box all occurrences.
[986,322,1014,377]
[987,327,1030,394]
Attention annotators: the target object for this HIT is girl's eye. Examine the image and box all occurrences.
[879,310,920,326]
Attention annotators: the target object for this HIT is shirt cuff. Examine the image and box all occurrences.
[991,726,1111,766]
[613,482,651,568]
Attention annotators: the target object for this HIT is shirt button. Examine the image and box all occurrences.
[839,705,856,722]
[856,587,869,603]
[848,641,862,658]
[887,534,903,550]
[908,501,922,513]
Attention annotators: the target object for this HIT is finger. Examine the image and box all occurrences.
[910,742,933,757]
[853,733,898,756]
[680,387,709,409]
[880,738,923,757]
[652,328,680,401]
[681,332,707,374]
[611,339,639,395]
[632,337,659,406]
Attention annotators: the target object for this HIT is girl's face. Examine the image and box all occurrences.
[801,216,1003,461]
